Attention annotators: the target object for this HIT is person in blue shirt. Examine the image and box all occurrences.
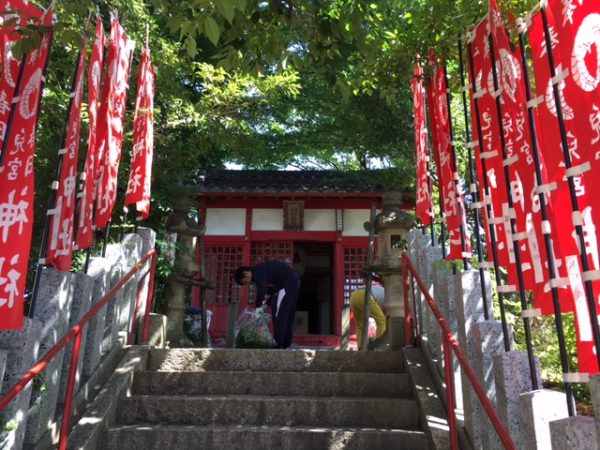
[234,260,300,349]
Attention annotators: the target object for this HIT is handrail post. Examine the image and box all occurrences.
[410,275,419,346]
[142,252,158,342]
[0,248,157,450]
[443,339,459,449]
[58,327,82,450]
[402,252,516,450]
[402,255,412,346]
[128,270,148,345]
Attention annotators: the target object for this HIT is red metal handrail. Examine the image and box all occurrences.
[402,252,516,450]
[0,248,157,450]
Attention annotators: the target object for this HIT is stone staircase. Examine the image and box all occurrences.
[103,348,431,449]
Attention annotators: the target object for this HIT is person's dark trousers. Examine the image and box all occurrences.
[271,278,300,348]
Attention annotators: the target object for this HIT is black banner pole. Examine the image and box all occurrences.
[457,39,490,318]
[424,74,446,256]
[539,6,600,370]
[442,65,470,269]
[102,32,136,253]
[466,37,510,348]
[26,29,55,318]
[0,55,26,168]
[418,57,437,244]
[488,33,538,389]
[120,206,127,242]
[101,220,111,257]
[517,26,575,416]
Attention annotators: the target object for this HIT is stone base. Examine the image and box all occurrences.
[519,389,569,450]
[148,314,168,348]
[590,374,600,444]
[493,350,541,448]
[550,416,598,450]
[388,316,405,350]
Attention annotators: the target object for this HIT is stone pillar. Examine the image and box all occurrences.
[414,233,433,343]
[0,318,43,450]
[58,272,94,401]
[148,313,167,347]
[25,268,75,446]
[165,196,205,347]
[433,264,461,409]
[368,191,415,350]
[103,234,144,350]
[418,244,443,362]
[550,416,598,450]
[121,234,144,341]
[454,268,493,450]
[101,244,126,354]
[0,351,6,392]
[137,227,157,340]
[471,320,511,450]
[82,257,112,377]
[590,374,600,444]
[407,228,422,262]
[493,351,542,448]
[519,390,569,450]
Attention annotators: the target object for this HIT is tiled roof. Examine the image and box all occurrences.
[195,169,407,194]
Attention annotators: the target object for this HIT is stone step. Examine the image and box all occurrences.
[147,348,404,373]
[132,370,412,398]
[105,424,430,450]
[116,395,421,429]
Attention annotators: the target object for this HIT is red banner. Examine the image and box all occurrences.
[425,78,441,225]
[45,30,89,271]
[486,1,557,306]
[467,15,512,267]
[529,7,598,372]
[547,1,600,265]
[411,63,432,226]
[75,16,105,250]
[547,0,600,373]
[429,62,469,260]
[0,7,52,330]
[94,17,135,229]
[125,45,155,220]
[0,1,42,154]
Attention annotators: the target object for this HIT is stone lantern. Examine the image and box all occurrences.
[365,191,415,349]
[165,195,209,346]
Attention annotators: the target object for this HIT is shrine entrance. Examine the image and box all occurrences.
[293,242,334,338]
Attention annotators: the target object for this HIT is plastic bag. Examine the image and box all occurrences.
[368,317,377,338]
[235,306,276,349]
[183,307,213,346]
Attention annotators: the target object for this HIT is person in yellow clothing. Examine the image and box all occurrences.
[350,283,386,350]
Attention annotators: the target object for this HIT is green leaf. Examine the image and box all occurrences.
[12,39,29,59]
[232,0,247,10]
[62,29,84,49]
[215,0,235,24]
[185,36,197,57]
[204,16,220,46]
[167,16,183,34]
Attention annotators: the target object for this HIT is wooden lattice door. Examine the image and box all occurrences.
[203,242,244,305]
[342,246,369,305]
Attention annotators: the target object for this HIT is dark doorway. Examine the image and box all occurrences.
[294,242,334,335]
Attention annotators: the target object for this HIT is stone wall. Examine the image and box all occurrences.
[406,228,596,450]
[0,228,156,450]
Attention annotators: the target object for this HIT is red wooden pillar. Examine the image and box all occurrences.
[191,202,207,308]
[240,206,252,309]
[334,235,345,341]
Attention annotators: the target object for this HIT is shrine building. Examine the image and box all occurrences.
[193,169,413,347]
